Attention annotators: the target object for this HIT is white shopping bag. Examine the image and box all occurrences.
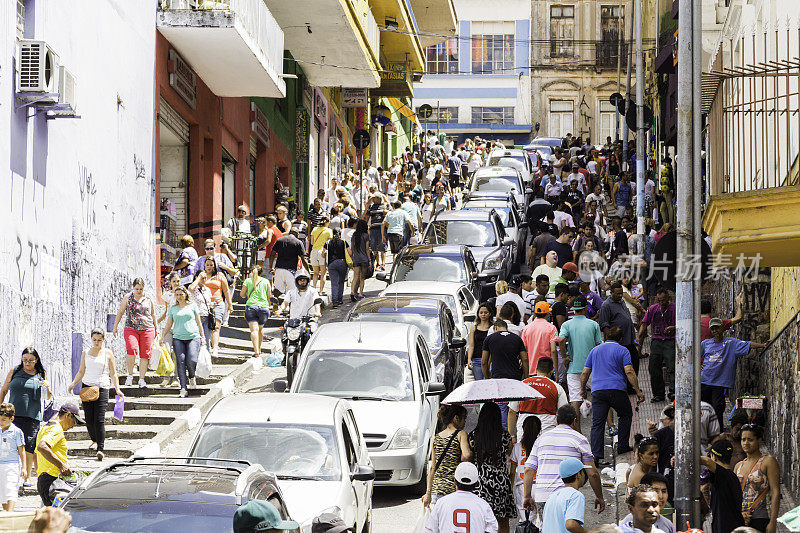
[195,345,213,379]
[580,399,592,418]
[412,506,431,533]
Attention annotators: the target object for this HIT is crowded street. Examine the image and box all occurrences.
[4,1,800,532]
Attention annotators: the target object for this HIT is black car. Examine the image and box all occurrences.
[376,244,482,301]
[422,209,515,294]
[59,457,294,532]
[346,296,467,392]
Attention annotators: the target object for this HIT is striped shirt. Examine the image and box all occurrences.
[524,424,594,503]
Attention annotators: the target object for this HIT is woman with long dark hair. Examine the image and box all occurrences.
[468,303,493,380]
[734,424,781,532]
[510,416,542,521]
[0,347,51,485]
[66,329,124,460]
[350,219,371,301]
[468,402,517,533]
[422,404,472,507]
[202,257,230,358]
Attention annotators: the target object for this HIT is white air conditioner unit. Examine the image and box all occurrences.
[55,66,77,115]
[17,40,59,101]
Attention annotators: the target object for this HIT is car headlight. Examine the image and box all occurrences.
[482,249,504,270]
[301,506,342,533]
[389,427,419,449]
[287,328,301,341]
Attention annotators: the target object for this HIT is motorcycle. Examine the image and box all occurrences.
[276,297,323,387]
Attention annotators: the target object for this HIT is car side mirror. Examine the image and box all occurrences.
[425,382,446,396]
[273,380,288,393]
[503,236,515,246]
[351,464,375,482]
[451,337,467,349]
[376,272,388,283]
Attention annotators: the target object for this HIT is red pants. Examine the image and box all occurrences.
[124,327,156,359]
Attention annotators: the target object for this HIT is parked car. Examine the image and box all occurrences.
[346,296,466,392]
[188,393,374,533]
[376,244,485,301]
[526,137,563,151]
[466,166,531,212]
[59,458,295,532]
[422,209,515,287]
[485,148,532,183]
[289,322,444,490]
[461,198,529,264]
[379,281,478,339]
[523,144,553,171]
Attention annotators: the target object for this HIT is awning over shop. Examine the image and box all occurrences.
[386,97,419,127]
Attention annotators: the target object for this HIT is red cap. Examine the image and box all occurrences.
[563,262,579,274]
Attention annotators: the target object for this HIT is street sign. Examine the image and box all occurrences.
[625,104,654,132]
[609,92,624,107]
[353,129,370,150]
[418,104,433,120]
[342,88,368,108]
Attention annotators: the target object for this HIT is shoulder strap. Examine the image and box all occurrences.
[434,431,460,473]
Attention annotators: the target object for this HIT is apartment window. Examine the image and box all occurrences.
[472,107,514,125]
[426,38,459,74]
[471,22,514,74]
[548,100,574,137]
[550,5,575,58]
[598,5,624,67]
[16,0,25,40]
[417,106,459,123]
[598,101,622,142]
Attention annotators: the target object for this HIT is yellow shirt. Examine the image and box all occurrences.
[310,226,332,251]
[35,422,67,478]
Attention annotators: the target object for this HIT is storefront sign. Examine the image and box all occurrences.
[168,49,196,109]
[296,108,309,160]
[314,89,328,127]
[342,88,368,108]
[250,102,270,147]
[380,62,409,82]
[384,121,397,134]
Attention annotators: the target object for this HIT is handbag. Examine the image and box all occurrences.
[199,289,217,331]
[344,242,354,268]
[79,351,107,402]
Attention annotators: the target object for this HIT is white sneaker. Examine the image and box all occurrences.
[138,379,147,389]
[179,389,187,398]
[125,375,133,386]
[188,378,197,390]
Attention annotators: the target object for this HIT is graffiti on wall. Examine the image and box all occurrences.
[78,163,97,229]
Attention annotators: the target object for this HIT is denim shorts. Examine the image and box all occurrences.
[210,301,226,323]
[245,305,270,326]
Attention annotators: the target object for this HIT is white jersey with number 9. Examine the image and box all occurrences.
[425,490,498,533]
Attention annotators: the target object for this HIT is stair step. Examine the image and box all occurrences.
[135,365,236,385]
[100,409,180,425]
[105,397,197,412]
[66,424,159,441]
[68,440,135,459]
[117,385,212,397]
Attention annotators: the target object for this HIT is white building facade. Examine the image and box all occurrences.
[0,0,157,391]
[413,0,532,146]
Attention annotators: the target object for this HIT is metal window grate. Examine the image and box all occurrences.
[16,0,25,40]
[19,43,40,90]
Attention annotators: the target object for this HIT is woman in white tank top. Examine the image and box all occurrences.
[67,328,124,461]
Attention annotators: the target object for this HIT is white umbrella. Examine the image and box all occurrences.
[442,379,545,405]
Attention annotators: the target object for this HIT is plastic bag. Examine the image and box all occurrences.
[515,511,540,533]
[148,337,161,370]
[264,353,283,367]
[156,344,175,376]
[42,397,58,422]
[580,399,592,418]
[412,506,430,533]
[196,345,212,379]
[113,395,125,422]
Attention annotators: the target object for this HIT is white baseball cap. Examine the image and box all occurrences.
[454,462,479,486]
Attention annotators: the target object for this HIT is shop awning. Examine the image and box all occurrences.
[387,97,420,127]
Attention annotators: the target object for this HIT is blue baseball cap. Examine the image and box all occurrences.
[559,457,591,479]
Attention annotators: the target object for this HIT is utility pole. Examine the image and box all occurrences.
[674,0,702,525]
[615,0,624,141]
[437,100,441,139]
[635,0,645,254]
[622,0,635,171]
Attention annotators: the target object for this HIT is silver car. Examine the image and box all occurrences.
[290,322,444,491]
[379,280,478,339]
[188,393,374,533]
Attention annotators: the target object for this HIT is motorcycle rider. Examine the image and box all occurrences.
[276,271,322,319]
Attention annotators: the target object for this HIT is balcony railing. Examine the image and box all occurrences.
[159,0,284,84]
[531,40,633,69]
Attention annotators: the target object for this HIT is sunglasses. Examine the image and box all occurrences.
[205,247,215,250]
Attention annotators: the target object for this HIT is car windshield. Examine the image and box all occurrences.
[384,293,458,318]
[350,312,442,351]
[64,499,240,532]
[424,220,497,246]
[488,156,526,171]
[472,175,519,193]
[392,255,467,286]
[296,350,415,401]
[463,206,512,227]
[190,423,341,481]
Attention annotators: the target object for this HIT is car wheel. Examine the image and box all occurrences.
[411,463,428,496]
